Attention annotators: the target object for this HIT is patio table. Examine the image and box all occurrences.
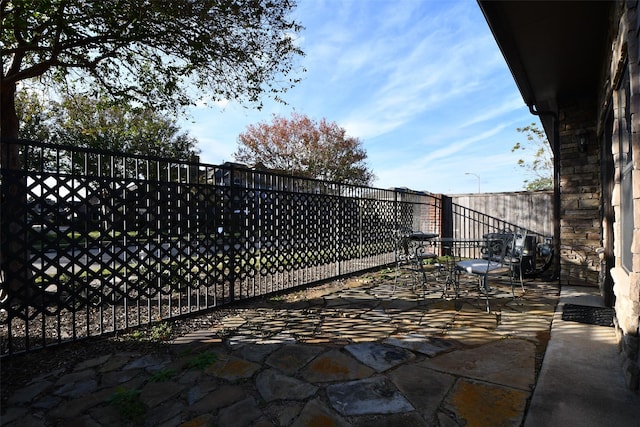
[394,231,438,294]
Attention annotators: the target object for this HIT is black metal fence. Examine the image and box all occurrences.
[448,201,553,276]
[0,140,446,355]
[0,140,552,355]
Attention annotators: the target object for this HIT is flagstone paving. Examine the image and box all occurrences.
[1,269,560,426]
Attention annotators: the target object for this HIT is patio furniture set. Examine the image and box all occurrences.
[393,228,529,312]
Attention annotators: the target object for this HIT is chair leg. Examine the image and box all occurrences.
[510,269,516,299]
[442,265,456,298]
[473,276,490,312]
[418,260,430,299]
[446,267,458,299]
[393,261,400,295]
[509,265,525,299]
[482,275,490,312]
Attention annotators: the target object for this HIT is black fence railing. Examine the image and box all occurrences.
[0,140,553,355]
[0,140,444,355]
[448,202,553,276]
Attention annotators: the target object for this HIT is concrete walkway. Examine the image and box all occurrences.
[1,270,637,426]
[525,285,640,427]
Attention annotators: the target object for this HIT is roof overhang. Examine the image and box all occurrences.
[478,1,612,136]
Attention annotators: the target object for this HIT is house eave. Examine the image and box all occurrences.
[478,0,612,135]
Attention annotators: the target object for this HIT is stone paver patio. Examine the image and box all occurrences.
[1,267,559,426]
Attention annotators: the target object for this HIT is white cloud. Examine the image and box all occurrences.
[181,0,542,194]
[324,8,503,140]
[460,96,526,129]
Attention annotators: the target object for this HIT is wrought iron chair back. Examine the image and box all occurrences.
[393,227,437,295]
[456,230,524,312]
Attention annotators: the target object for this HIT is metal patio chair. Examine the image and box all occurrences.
[455,230,525,312]
[393,227,437,296]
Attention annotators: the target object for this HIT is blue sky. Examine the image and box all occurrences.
[181,0,542,194]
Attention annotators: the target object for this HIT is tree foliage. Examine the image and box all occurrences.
[17,92,199,160]
[512,123,553,191]
[234,112,375,186]
[1,0,304,144]
[14,90,50,142]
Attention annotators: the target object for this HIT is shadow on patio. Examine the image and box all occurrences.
[2,268,560,426]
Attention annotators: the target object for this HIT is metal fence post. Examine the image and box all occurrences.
[441,195,453,256]
[228,165,238,302]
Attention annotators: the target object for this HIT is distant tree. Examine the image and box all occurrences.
[18,93,199,160]
[512,123,553,191]
[233,112,375,186]
[15,91,51,142]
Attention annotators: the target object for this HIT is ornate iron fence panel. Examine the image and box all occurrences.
[1,140,442,355]
[449,202,554,276]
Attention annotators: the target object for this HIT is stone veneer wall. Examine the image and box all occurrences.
[554,1,640,390]
[557,101,601,287]
[597,1,640,390]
